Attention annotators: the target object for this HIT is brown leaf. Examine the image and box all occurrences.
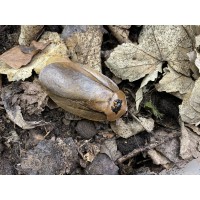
[1,81,48,129]
[0,41,50,69]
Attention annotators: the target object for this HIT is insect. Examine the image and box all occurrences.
[39,58,127,121]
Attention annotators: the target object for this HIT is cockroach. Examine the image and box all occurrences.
[39,58,127,121]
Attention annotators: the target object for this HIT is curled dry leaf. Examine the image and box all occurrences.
[0,32,68,81]
[62,25,103,72]
[107,25,131,43]
[0,41,49,69]
[106,26,195,82]
[1,81,48,129]
[18,25,44,45]
[180,122,200,160]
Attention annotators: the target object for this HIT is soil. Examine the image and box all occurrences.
[0,25,182,175]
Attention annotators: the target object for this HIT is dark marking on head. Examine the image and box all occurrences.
[111,99,122,114]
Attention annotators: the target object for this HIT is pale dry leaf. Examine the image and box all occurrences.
[135,87,143,111]
[189,78,200,113]
[100,138,122,161]
[0,32,68,81]
[138,117,154,132]
[140,63,162,88]
[185,124,200,136]
[195,51,200,72]
[155,66,194,97]
[62,25,103,72]
[108,25,131,44]
[110,118,145,138]
[19,25,44,45]
[180,122,200,160]
[179,92,200,125]
[180,77,200,125]
[187,51,196,63]
[148,149,172,169]
[156,138,184,167]
[106,26,195,82]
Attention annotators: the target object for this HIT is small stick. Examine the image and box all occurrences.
[117,131,180,164]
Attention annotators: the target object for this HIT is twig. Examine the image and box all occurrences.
[117,131,180,164]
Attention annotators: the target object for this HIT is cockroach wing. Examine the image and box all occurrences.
[49,93,107,121]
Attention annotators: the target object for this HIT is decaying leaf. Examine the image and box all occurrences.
[100,138,122,161]
[107,25,131,43]
[0,32,68,81]
[0,41,49,69]
[77,140,101,163]
[106,26,197,91]
[155,137,184,166]
[156,66,194,98]
[110,117,154,138]
[147,149,172,169]
[179,78,200,125]
[179,92,200,125]
[1,81,48,129]
[62,25,103,72]
[19,80,48,115]
[18,25,44,45]
[180,122,200,160]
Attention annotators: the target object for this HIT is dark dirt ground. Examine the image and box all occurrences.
[0,25,182,175]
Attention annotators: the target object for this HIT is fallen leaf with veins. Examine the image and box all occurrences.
[62,25,103,72]
[106,26,195,82]
[156,66,195,98]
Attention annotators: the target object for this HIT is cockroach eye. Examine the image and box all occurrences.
[111,99,122,114]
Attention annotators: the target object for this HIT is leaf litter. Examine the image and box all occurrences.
[2,25,200,174]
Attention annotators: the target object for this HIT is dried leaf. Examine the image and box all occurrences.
[18,25,44,45]
[135,87,143,111]
[106,26,195,82]
[179,77,200,125]
[148,149,172,169]
[0,32,68,81]
[62,25,103,72]
[110,118,144,138]
[179,92,200,125]
[1,82,48,129]
[100,138,122,161]
[155,66,194,97]
[108,25,131,43]
[20,80,48,115]
[138,117,154,132]
[180,122,200,160]
[0,41,49,69]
